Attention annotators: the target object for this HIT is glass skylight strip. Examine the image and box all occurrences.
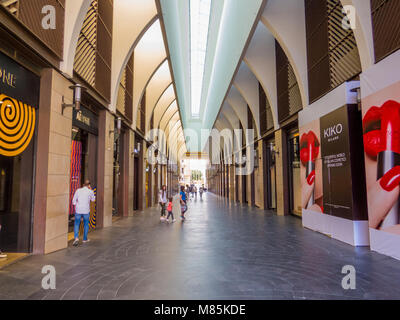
[190,0,211,117]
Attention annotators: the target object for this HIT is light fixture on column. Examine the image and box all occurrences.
[270,143,279,157]
[116,117,122,134]
[254,149,259,168]
[62,84,86,115]
[109,117,122,137]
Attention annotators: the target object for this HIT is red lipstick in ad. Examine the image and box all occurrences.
[363,100,400,228]
[301,131,320,209]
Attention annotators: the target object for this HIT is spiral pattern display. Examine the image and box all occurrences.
[0,94,36,157]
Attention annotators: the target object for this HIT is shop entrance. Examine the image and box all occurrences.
[68,106,98,235]
[112,123,128,218]
[133,136,143,211]
[264,139,277,210]
[0,143,35,253]
[133,156,140,211]
[0,51,40,254]
[242,174,247,204]
[235,174,239,202]
[288,130,302,217]
[145,162,152,208]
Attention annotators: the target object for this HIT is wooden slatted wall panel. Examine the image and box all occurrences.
[74,0,97,87]
[125,53,134,123]
[327,0,361,88]
[74,0,113,102]
[276,40,302,124]
[259,82,267,135]
[116,68,126,115]
[305,0,361,104]
[1,0,65,58]
[137,91,146,133]
[371,0,400,62]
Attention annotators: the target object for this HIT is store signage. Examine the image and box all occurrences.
[0,52,40,108]
[323,123,343,140]
[0,68,17,88]
[300,104,368,221]
[76,111,91,127]
[73,105,98,135]
[320,106,352,219]
[0,52,39,157]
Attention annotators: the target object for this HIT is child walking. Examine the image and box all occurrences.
[166,197,176,223]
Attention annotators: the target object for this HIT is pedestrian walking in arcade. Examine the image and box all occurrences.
[72,180,96,247]
[180,185,188,220]
[166,197,176,223]
[159,185,168,221]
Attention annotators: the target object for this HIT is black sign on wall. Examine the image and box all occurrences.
[320,105,353,219]
[0,52,40,108]
[73,106,99,136]
[320,104,368,221]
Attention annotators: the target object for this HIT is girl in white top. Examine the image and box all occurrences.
[159,185,168,220]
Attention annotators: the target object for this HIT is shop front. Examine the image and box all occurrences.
[264,138,277,211]
[68,103,98,235]
[287,129,302,217]
[0,51,40,253]
[112,118,130,218]
[133,134,143,211]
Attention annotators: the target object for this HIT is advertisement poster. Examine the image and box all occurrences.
[362,84,400,237]
[301,105,368,222]
[300,120,323,213]
[320,106,353,220]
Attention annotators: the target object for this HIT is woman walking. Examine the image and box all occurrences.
[180,185,188,220]
[159,185,168,221]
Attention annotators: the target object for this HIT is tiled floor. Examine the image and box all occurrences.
[0,193,400,300]
[0,253,28,270]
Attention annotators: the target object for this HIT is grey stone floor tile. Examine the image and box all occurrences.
[0,193,400,300]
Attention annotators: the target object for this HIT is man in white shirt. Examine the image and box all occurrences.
[72,180,96,246]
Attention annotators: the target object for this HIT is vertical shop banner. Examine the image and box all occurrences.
[320,106,353,220]
[69,141,82,216]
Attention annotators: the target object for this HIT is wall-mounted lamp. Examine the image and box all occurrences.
[270,143,279,156]
[109,117,122,137]
[254,149,259,168]
[116,117,122,134]
[62,84,86,115]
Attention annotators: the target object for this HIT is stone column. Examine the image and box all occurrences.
[275,129,289,216]
[98,110,114,228]
[33,69,73,254]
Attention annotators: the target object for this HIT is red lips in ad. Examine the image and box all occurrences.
[300,131,320,165]
[363,100,400,157]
